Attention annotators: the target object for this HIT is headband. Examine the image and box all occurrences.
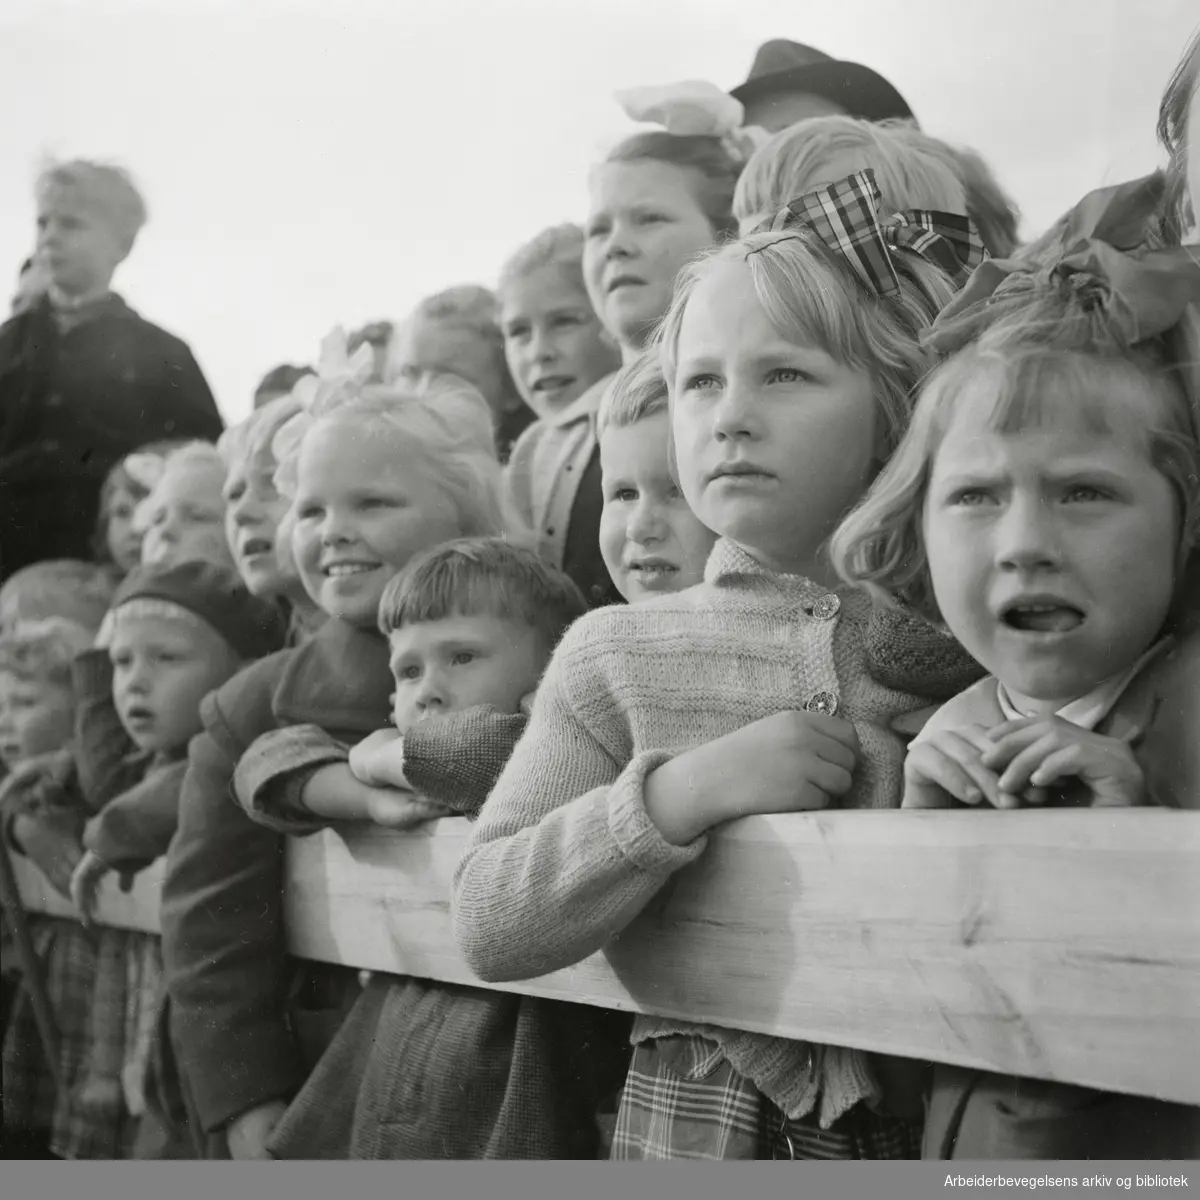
[764,169,987,297]
[926,172,1200,355]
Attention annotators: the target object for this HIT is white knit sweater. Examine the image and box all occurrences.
[453,539,939,1126]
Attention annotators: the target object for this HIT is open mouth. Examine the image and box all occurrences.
[606,275,646,294]
[532,375,575,394]
[1001,601,1085,633]
[123,705,155,727]
[240,536,274,558]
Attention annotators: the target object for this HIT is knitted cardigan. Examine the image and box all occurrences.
[454,538,978,1128]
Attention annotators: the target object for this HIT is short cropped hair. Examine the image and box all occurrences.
[596,347,668,437]
[498,224,587,295]
[378,537,588,655]
[0,618,96,686]
[0,560,118,636]
[36,159,148,255]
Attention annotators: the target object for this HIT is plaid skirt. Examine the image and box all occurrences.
[2,917,138,1159]
[611,1037,921,1161]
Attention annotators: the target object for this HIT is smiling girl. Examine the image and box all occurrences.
[160,348,506,1159]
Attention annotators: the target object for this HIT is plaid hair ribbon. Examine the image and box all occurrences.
[768,169,986,296]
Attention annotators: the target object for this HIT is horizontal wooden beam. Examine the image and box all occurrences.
[14,809,1200,1106]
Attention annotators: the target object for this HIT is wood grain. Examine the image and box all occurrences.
[13,809,1200,1105]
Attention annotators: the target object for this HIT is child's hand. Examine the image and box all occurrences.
[980,716,1145,808]
[11,813,82,897]
[645,710,860,844]
[903,724,1005,809]
[348,728,409,789]
[226,1099,288,1160]
[364,786,456,830]
[69,850,134,928]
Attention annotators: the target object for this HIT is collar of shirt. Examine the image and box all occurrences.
[996,638,1174,730]
[543,372,617,430]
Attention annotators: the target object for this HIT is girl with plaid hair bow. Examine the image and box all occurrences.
[454,170,987,1161]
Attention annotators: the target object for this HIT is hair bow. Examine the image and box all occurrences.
[270,326,377,496]
[767,169,987,297]
[121,451,167,493]
[926,172,1200,355]
[615,80,771,165]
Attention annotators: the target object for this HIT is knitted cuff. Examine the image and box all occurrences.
[607,750,709,874]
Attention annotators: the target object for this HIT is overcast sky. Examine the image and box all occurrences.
[1,0,1195,422]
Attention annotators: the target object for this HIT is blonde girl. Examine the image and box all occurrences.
[136,441,233,572]
[159,339,506,1159]
[217,395,323,643]
[499,223,622,605]
[833,172,1200,1159]
[453,171,984,1160]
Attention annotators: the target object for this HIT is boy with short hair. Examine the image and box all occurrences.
[2,561,286,1160]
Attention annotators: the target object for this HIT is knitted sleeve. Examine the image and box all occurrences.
[452,617,706,984]
[401,706,529,818]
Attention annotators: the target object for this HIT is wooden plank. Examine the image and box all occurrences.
[13,811,1200,1105]
[12,853,164,934]
[283,810,1200,1106]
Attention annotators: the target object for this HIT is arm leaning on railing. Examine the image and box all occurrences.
[13,808,1200,1108]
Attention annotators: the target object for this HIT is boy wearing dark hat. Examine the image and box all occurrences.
[730,39,916,132]
[70,560,288,920]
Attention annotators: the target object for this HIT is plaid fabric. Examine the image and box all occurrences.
[769,169,986,296]
[2,916,136,1159]
[612,1037,922,1161]
[122,933,163,1117]
[612,1038,761,1160]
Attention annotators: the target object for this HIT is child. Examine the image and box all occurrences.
[499,224,622,606]
[61,561,285,1159]
[227,538,631,1159]
[218,395,324,644]
[389,285,533,463]
[833,174,1200,1160]
[158,350,508,1160]
[0,617,123,1158]
[136,441,233,572]
[452,171,985,1160]
[253,363,314,411]
[92,441,187,574]
[597,348,716,601]
[0,559,118,639]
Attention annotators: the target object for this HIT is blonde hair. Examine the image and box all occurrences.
[658,230,958,460]
[498,224,587,296]
[133,441,226,535]
[219,394,303,483]
[832,299,1200,628]
[734,117,968,232]
[0,618,96,687]
[0,560,117,636]
[597,347,668,437]
[35,159,147,255]
[274,376,516,548]
[605,132,742,239]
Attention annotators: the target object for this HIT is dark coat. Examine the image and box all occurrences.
[0,295,224,580]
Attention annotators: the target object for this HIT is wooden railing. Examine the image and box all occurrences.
[13,808,1200,1107]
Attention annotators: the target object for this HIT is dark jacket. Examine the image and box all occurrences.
[159,618,391,1135]
[0,295,223,580]
[231,705,631,1160]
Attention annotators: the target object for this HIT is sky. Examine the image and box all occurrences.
[0,0,1196,423]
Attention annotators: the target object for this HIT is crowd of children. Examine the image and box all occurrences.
[1,30,1198,1163]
